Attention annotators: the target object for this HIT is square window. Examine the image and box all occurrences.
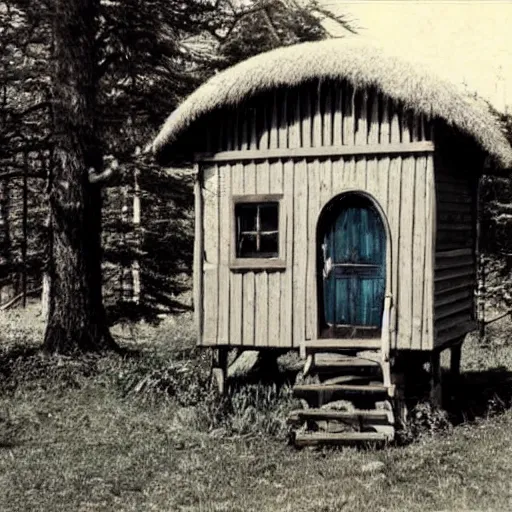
[235,201,279,259]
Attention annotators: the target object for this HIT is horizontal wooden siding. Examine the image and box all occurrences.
[434,156,477,346]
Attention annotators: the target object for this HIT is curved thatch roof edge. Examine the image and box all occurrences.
[151,38,512,168]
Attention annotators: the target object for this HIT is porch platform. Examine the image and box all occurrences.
[303,338,382,352]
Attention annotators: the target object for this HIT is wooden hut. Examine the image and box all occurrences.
[152,39,512,445]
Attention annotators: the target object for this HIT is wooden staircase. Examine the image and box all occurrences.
[288,296,396,447]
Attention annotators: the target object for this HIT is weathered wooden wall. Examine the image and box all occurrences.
[196,81,436,350]
[433,145,478,347]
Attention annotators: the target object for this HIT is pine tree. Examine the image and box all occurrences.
[1,0,357,350]
[43,0,116,353]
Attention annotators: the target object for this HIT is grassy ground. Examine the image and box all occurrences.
[1,304,512,511]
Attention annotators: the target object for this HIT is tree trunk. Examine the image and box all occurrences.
[43,0,117,354]
[132,165,141,303]
[41,211,51,322]
[0,179,12,303]
[21,151,28,308]
[41,271,50,321]
[120,183,132,301]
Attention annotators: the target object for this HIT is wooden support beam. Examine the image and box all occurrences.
[211,347,229,395]
[195,141,435,163]
[450,340,463,380]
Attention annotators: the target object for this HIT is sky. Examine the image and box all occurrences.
[324,1,512,112]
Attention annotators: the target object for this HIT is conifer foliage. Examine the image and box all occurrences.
[0,0,355,352]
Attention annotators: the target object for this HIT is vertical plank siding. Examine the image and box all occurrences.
[293,161,308,347]
[267,118,282,347]
[412,156,427,345]
[217,164,231,345]
[254,160,270,347]
[229,163,244,346]
[198,81,435,350]
[397,155,415,348]
[201,165,220,344]
[281,160,294,348]
[423,154,435,348]
[306,159,321,341]
[193,166,204,344]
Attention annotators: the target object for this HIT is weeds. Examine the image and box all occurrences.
[3,307,512,510]
[212,382,298,437]
[396,401,453,445]
[119,350,211,404]
[2,304,512,447]
[122,357,299,438]
[0,409,22,448]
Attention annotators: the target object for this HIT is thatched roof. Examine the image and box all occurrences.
[151,38,512,168]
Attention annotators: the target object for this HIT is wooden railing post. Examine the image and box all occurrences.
[381,294,393,390]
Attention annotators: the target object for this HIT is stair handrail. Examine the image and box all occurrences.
[381,294,393,390]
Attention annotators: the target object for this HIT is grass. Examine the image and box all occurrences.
[1,304,512,510]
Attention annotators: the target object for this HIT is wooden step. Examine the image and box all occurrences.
[303,354,381,378]
[315,354,381,367]
[304,338,382,351]
[293,431,392,447]
[322,374,376,385]
[287,408,392,424]
[314,357,382,374]
[293,383,390,401]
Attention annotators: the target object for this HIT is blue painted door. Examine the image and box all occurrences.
[322,199,386,332]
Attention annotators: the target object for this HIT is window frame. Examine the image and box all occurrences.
[230,194,286,270]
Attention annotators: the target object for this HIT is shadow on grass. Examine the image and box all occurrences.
[0,345,41,377]
[226,354,512,429]
[444,367,512,424]
[0,343,150,397]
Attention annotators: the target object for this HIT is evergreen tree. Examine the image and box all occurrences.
[1,0,356,351]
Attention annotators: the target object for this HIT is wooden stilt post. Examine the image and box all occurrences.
[212,347,229,395]
[444,338,464,406]
[392,371,407,428]
[430,349,442,408]
[450,340,462,380]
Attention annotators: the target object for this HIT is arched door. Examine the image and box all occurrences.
[320,195,386,339]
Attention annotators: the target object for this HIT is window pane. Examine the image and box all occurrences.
[235,200,280,259]
[237,233,257,257]
[259,203,279,231]
[236,204,257,232]
[260,232,278,256]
